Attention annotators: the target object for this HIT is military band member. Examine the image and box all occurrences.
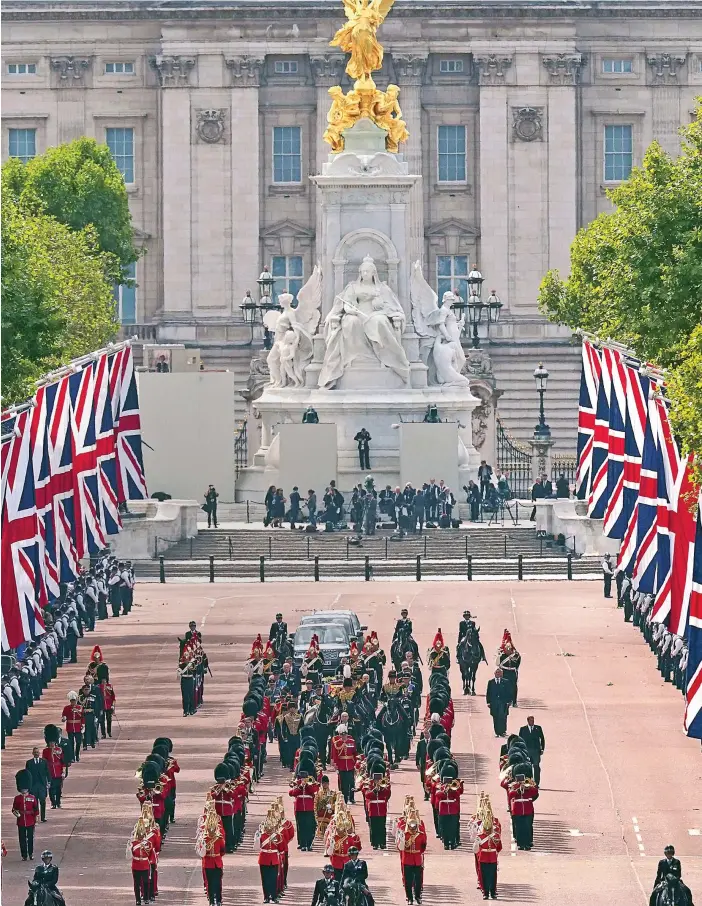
[364,769,391,850]
[42,725,66,809]
[472,794,502,900]
[324,801,362,883]
[256,806,285,904]
[331,724,357,804]
[129,814,154,906]
[506,773,539,850]
[434,763,463,850]
[97,662,116,738]
[12,770,39,861]
[290,769,320,850]
[395,798,427,906]
[197,797,225,906]
[314,776,337,841]
[61,691,84,762]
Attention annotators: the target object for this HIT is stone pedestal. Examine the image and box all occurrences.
[530,433,556,480]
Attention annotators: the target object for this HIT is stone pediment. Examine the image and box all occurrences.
[260,219,314,240]
[425,219,480,239]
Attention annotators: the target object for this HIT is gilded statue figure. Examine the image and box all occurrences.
[331,0,396,86]
[371,84,409,153]
[324,86,361,152]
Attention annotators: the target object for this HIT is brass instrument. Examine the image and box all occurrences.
[371,776,390,790]
[443,779,462,791]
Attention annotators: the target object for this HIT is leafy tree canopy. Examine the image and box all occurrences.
[3,137,139,282]
[539,105,702,456]
[1,197,117,404]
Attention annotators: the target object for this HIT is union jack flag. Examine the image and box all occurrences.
[93,353,122,536]
[1,409,46,651]
[588,347,614,518]
[109,347,147,501]
[599,350,627,531]
[575,341,602,499]
[630,394,663,592]
[650,403,682,623]
[604,363,649,539]
[683,487,702,740]
[69,362,108,558]
[29,387,60,600]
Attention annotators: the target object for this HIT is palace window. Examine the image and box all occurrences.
[113,262,137,325]
[105,61,135,74]
[7,62,37,75]
[437,255,468,302]
[8,128,36,163]
[273,126,302,183]
[604,124,633,181]
[272,256,304,302]
[602,58,633,74]
[440,59,464,74]
[438,125,466,182]
[274,61,298,74]
[106,127,134,183]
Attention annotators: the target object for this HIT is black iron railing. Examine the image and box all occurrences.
[496,417,532,499]
[234,420,248,478]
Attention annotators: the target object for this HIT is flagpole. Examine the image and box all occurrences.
[35,336,137,388]
[576,329,668,383]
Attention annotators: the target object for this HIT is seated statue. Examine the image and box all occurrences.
[265,265,322,388]
[318,256,410,390]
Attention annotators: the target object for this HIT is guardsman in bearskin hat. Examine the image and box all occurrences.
[395,796,427,906]
[137,762,167,839]
[427,630,451,673]
[364,762,391,850]
[12,770,39,860]
[434,761,464,850]
[289,766,320,851]
[506,771,539,851]
[97,662,116,738]
[196,796,225,906]
[42,725,66,809]
[210,763,236,853]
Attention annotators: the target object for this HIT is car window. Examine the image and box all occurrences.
[295,625,348,645]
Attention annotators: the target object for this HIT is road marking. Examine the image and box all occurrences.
[632,817,646,857]
[509,584,518,632]
[510,826,517,857]
[689,828,701,836]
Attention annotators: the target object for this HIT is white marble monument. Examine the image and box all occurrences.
[236,118,480,501]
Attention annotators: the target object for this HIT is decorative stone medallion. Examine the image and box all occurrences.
[197,109,226,144]
[513,107,544,142]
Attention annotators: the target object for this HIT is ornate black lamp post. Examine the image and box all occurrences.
[533,361,551,437]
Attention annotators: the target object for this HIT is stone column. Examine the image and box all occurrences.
[152,56,196,320]
[225,56,264,304]
[392,54,427,267]
[542,53,583,281]
[475,55,512,300]
[647,53,687,157]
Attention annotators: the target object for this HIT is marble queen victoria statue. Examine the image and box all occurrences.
[318,256,410,389]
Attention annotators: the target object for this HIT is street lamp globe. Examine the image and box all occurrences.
[533,362,549,392]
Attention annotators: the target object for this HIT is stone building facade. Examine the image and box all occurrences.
[3,0,702,450]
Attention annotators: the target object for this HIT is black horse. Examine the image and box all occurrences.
[391,629,420,672]
[25,883,66,906]
[650,879,694,906]
[343,877,372,906]
[377,697,407,768]
[457,629,486,695]
[302,692,335,767]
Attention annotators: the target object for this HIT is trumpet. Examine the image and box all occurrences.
[371,777,390,789]
[444,779,462,790]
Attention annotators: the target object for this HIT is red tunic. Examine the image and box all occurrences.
[331,736,357,772]
[398,823,427,867]
[12,794,38,827]
[289,779,320,812]
[202,836,225,869]
[507,781,538,817]
[61,703,84,733]
[328,833,362,870]
[100,681,116,709]
[258,830,282,866]
[474,828,502,863]
[42,744,65,779]
[364,782,391,818]
[434,781,464,815]
[131,839,152,871]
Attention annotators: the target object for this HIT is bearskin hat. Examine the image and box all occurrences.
[44,724,60,745]
[141,762,160,787]
[440,762,458,780]
[96,663,109,683]
[16,769,31,792]
[146,753,166,773]
[154,737,173,753]
[214,762,232,783]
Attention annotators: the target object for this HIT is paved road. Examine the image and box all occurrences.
[2,581,700,906]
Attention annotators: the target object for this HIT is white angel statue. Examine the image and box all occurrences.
[410,260,471,387]
[264,264,322,387]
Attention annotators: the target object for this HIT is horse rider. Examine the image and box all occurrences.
[269,613,288,647]
[457,611,479,645]
[25,850,66,906]
[393,610,413,643]
[654,846,682,885]
[650,874,693,906]
[312,864,341,906]
[341,845,375,906]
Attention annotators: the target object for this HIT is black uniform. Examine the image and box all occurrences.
[518,724,546,786]
[354,429,372,471]
[311,876,341,906]
[486,677,511,737]
[654,857,682,885]
[340,859,375,906]
[269,620,288,643]
[25,757,50,822]
[25,863,65,906]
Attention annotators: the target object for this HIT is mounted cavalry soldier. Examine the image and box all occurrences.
[428,630,450,674]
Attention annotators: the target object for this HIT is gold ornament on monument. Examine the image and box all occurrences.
[324,0,409,154]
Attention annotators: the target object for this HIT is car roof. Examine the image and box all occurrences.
[300,611,357,620]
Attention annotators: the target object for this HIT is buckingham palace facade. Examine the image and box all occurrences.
[3,0,702,447]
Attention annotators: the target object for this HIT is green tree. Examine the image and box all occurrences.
[538,105,702,455]
[1,197,117,404]
[3,137,139,282]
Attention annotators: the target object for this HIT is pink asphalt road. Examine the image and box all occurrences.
[2,581,700,906]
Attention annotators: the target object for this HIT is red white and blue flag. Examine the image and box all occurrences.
[600,350,628,533]
[588,347,614,519]
[649,399,681,620]
[109,347,148,502]
[630,394,663,592]
[575,341,601,499]
[683,487,702,740]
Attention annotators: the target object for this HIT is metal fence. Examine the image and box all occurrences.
[551,454,577,488]
[496,417,532,499]
[234,420,248,478]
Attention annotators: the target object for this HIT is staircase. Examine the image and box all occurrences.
[488,338,581,455]
[133,525,600,580]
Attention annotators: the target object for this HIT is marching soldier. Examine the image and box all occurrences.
[128,814,154,906]
[434,763,463,850]
[506,772,539,850]
[364,768,391,850]
[210,763,236,853]
[395,797,427,906]
[324,801,362,882]
[256,804,285,904]
[330,724,357,804]
[314,776,338,841]
[78,677,100,749]
[97,663,116,738]
[178,643,197,717]
[197,797,225,906]
[427,630,450,673]
[61,691,84,762]
[472,793,502,901]
[12,770,39,861]
[496,630,521,708]
[289,769,319,851]
[42,725,66,809]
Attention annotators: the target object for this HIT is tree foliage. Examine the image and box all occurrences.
[1,197,117,404]
[3,137,139,281]
[538,105,702,455]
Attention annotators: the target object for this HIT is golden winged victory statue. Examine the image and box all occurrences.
[324,0,409,154]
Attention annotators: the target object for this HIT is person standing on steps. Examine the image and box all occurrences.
[204,484,219,529]
[354,428,372,471]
